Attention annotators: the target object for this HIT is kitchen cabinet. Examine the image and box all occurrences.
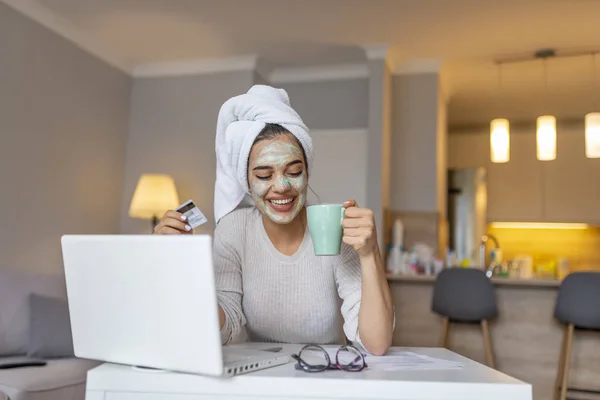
[486,133,545,222]
[449,128,600,225]
[542,131,600,224]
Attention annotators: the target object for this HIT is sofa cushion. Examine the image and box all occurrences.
[0,269,66,356]
[27,294,74,359]
[0,357,100,400]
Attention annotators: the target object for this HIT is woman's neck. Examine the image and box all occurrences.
[262,208,307,256]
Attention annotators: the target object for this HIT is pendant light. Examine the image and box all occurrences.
[536,50,556,161]
[537,115,557,160]
[490,118,510,163]
[585,112,600,158]
[585,53,600,158]
[490,63,510,163]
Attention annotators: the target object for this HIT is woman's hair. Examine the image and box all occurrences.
[251,123,309,171]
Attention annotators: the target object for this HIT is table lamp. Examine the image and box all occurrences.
[129,173,180,230]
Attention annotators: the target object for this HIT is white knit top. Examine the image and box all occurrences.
[213,207,363,346]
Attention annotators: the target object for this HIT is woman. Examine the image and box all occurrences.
[155,85,394,355]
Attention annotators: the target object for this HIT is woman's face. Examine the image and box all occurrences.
[248,135,308,224]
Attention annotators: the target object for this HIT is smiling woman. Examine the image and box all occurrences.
[155,85,394,356]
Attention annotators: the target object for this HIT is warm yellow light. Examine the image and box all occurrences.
[129,174,180,219]
[490,118,510,163]
[490,222,588,230]
[585,112,600,158]
[536,115,557,161]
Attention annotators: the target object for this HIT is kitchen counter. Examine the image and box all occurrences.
[388,272,599,400]
[387,273,562,287]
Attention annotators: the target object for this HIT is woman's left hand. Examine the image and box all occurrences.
[342,199,379,257]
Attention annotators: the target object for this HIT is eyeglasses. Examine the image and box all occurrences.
[291,344,367,372]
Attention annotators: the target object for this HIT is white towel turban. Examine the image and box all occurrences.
[213,85,313,224]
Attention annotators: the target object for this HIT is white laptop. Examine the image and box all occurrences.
[60,234,290,377]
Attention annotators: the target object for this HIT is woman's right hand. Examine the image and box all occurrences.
[153,210,193,234]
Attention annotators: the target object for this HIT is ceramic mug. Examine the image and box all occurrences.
[306,204,345,256]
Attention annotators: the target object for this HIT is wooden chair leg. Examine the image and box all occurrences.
[481,319,496,369]
[439,317,450,348]
[553,324,569,400]
[560,324,575,400]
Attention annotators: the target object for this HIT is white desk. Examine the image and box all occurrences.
[84,344,532,400]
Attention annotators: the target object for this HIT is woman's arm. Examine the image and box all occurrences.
[213,215,246,344]
[341,200,394,356]
[219,306,226,329]
[356,249,394,355]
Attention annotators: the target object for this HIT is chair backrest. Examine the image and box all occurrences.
[431,267,498,322]
[554,271,600,330]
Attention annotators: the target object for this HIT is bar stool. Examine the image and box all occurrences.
[553,271,600,400]
[431,267,498,369]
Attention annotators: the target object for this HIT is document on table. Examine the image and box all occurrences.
[327,349,464,371]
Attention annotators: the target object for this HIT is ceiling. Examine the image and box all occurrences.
[9,0,600,127]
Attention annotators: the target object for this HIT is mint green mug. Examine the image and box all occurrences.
[306,204,345,256]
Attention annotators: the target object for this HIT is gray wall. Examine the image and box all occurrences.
[308,129,368,208]
[0,3,132,273]
[279,79,368,130]
[366,60,392,252]
[120,71,255,234]
[391,74,441,212]
[254,71,269,86]
[278,79,371,216]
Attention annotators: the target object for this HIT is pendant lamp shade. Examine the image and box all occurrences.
[585,112,600,158]
[536,115,557,161]
[490,118,510,163]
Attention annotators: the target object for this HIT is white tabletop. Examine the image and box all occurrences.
[85,343,532,400]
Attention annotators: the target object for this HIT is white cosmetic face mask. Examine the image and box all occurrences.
[248,139,308,224]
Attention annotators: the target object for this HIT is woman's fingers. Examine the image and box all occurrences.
[343,228,372,238]
[163,210,186,221]
[155,226,186,235]
[341,199,378,256]
[343,235,367,248]
[343,199,357,208]
[154,210,192,234]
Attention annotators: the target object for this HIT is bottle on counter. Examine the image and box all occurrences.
[445,249,458,268]
[386,217,407,275]
[490,248,503,265]
[557,258,569,280]
[408,251,419,275]
[386,245,394,274]
[535,258,558,279]
[432,258,444,275]
[386,244,406,275]
[514,255,534,279]
[392,218,404,251]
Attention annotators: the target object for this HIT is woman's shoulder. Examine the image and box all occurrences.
[215,207,258,237]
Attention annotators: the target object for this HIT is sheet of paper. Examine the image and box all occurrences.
[324,349,464,371]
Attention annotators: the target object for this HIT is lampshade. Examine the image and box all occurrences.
[536,115,557,161]
[585,112,600,158]
[129,174,180,219]
[490,118,510,163]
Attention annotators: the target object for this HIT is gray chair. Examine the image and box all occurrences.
[553,271,600,400]
[431,267,498,369]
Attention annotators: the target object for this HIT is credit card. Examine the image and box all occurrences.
[176,199,208,229]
